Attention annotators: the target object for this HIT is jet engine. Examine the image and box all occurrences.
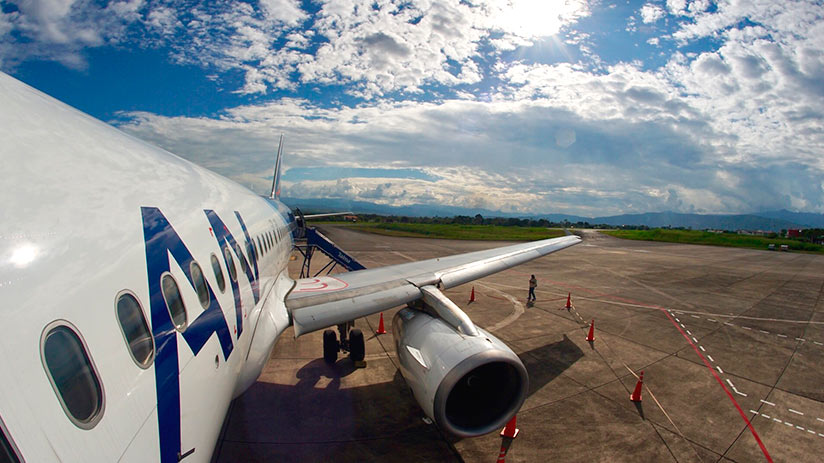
[392,285,528,437]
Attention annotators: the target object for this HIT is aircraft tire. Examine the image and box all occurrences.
[323,329,338,364]
[349,328,365,362]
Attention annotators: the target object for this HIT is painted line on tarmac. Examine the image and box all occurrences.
[477,282,526,333]
[749,412,823,438]
[707,355,715,362]
[761,400,775,406]
[660,310,773,462]
[789,409,804,416]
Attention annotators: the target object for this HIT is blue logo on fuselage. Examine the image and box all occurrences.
[141,207,259,463]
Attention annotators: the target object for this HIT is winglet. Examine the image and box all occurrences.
[269,134,284,199]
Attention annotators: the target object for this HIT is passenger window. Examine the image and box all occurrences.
[224,245,237,282]
[161,274,188,331]
[41,323,104,429]
[235,243,249,274]
[210,253,226,293]
[115,292,154,368]
[190,262,210,309]
[0,421,20,463]
[257,237,264,255]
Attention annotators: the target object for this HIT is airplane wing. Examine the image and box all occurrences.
[286,234,580,336]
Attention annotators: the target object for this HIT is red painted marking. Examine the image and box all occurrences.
[209,227,213,236]
[661,310,772,462]
[511,269,773,461]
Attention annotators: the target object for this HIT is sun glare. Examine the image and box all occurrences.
[498,0,588,38]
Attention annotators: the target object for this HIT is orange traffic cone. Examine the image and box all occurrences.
[586,319,595,342]
[630,371,644,402]
[496,445,507,463]
[500,415,519,438]
[565,292,572,310]
[376,312,386,335]
[469,286,475,303]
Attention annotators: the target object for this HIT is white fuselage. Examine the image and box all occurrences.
[0,72,296,462]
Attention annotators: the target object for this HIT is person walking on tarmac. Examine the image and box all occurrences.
[528,274,537,302]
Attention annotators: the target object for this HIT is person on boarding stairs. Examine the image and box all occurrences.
[528,275,537,302]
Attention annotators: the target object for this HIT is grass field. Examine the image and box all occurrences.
[317,222,568,241]
[602,229,824,253]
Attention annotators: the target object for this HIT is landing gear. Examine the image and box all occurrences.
[322,321,366,365]
[323,329,338,364]
[349,328,365,362]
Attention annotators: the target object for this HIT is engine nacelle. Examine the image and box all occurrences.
[392,306,528,438]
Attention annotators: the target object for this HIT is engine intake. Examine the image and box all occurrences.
[392,306,528,437]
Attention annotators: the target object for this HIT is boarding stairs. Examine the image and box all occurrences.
[293,225,366,278]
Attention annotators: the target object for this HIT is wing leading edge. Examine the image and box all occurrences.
[286,234,581,336]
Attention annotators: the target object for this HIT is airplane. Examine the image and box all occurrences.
[0,71,580,463]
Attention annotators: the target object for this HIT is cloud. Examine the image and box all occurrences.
[0,1,590,97]
[0,0,143,68]
[640,4,666,24]
[115,59,824,216]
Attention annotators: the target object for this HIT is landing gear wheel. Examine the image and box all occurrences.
[323,329,338,364]
[349,328,365,362]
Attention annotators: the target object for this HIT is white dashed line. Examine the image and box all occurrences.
[717,366,724,374]
[708,318,717,322]
[789,409,804,416]
[777,334,787,338]
[796,338,806,341]
[761,400,775,406]
[762,414,771,419]
[819,433,824,438]
[675,318,680,322]
[707,355,715,362]
[774,418,783,423]
[724,322,734,326]
[742,326,752,330]
[785,422,794,427]
[814,341,823,346]
[680,323,685,328]
[817,418,824,423]
[808,430,816,434]
[691,315,700,319]
[759,330,770,334]
[692,337,698,343]
[797,426,806,431]
[699,345,706,352]
[686,330,692,335]
[725,379,747,397]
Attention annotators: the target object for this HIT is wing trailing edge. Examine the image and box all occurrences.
[286,234,581,336]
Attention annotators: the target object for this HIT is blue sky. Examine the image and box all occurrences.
[2,0,823,216]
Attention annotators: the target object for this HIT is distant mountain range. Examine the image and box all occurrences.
[282,197,823,232]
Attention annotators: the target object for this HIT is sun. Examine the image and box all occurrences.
[497,0,588,39]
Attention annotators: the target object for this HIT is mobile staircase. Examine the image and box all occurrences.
[292,209,368,365]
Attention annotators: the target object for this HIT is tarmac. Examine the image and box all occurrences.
[212,227,824,462]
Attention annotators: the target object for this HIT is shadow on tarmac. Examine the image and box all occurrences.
[520,334,585,397]
[214,334,584,462]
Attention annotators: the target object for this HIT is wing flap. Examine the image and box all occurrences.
[291,281,421,336]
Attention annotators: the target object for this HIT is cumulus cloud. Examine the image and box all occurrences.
[0,1,590,97]
[0,0,142,68]
[116,60,824,216]
[4,0,824,215]
[640,4,666,24]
